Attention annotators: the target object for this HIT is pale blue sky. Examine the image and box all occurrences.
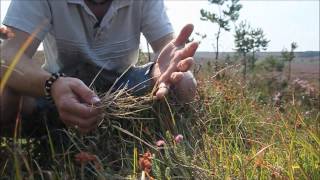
[1,0,319,52]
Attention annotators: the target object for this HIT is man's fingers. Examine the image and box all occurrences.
[178,42,199,60]
[153,24,198,100]
[62,111,102,134]
[70,79,100,105]
[170,72,184,84]
[173,24,194,46]
[58,98,101,119]
[0,27,14,39]
[158,55,194,84]
[155,82,170,99]
[157,62,176,83]
[62,112,100,131]
[177,57,194,72]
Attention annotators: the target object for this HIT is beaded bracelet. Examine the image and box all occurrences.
[44,72,65,102]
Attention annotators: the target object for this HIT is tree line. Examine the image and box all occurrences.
[199,0,297,80]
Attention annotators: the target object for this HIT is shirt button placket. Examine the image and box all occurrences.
[94,28,100,40]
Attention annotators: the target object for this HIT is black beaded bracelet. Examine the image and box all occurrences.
[44,72,65,102]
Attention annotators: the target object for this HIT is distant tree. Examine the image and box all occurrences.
[224,54,232,65]
[189,32,207,44]
[259,56,284,72]
[200,0,242,70]
[234,21,269,79]
[249,28,269,70]
[234,21,251,79]
[195,32,207,43]
[281,42,298,81]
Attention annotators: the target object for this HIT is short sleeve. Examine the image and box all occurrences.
[141,0,174,43]
[2,0,52,41]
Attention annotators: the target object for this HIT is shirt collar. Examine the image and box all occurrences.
[67,0,82,5]
[67,0,132,9]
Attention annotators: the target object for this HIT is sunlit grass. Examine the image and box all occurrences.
[0,59,319,179]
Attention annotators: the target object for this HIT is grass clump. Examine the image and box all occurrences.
[0,65,319,179]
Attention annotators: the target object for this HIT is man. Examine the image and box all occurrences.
[0,0,198,135]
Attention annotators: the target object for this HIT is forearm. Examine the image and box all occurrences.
[1,48,50,97]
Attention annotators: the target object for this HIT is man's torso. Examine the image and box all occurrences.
[43,0,141,74]
[4,0,173,75]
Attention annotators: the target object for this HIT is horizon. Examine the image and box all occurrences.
[1,0,319,52]
[33,49,319,53]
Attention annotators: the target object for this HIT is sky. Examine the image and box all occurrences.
[1,0,319,52]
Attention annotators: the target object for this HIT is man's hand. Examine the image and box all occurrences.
[0,26,15,40]
[51,77,102,133]
[152,24,198,101]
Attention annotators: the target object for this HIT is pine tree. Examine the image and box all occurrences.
[249,28,269,70]
[234,21,269,79]
[200,0,242,70]
[281,42,298,81]
[234,21,251,79]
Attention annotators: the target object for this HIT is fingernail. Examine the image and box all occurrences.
[92,96,101,104]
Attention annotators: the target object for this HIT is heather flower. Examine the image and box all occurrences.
[174,134,184,143]
[293,78,315,96]
[74,151,97,165]
[156,140,166,147]
[139,151,153,173]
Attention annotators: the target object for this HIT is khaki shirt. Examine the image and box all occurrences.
[3,0,173,73]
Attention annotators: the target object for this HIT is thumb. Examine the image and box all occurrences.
[70,79,100,105]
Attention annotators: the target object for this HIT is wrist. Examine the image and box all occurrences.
[44,72,65,102]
